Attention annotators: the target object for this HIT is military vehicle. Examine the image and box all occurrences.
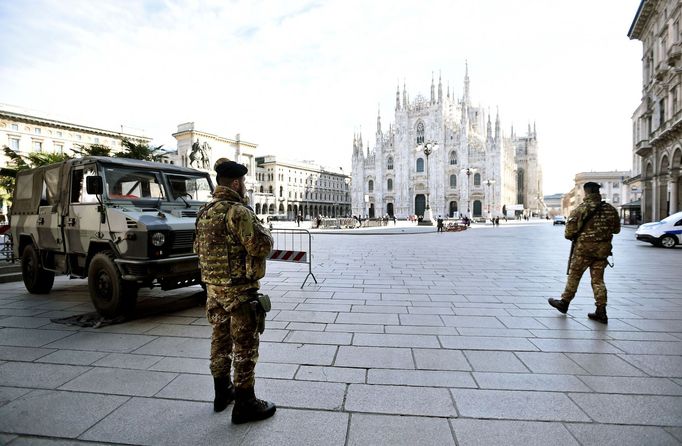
[10,157,214,317]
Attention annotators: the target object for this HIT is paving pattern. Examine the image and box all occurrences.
[0,220,681,445]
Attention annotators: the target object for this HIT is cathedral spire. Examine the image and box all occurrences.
[437,71,443,103]
[395,83,400,111]
[376,105,382,136]
[430,72,435,104]
[533,121,537,139]
[463,60,470,105]
[495,107,501,141]
[402,81,407,109]
[447,81,450,99]
[486,112,493,140]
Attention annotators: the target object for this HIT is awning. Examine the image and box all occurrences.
[621,199,641,209]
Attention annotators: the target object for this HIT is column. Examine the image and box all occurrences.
[670,173,679,214]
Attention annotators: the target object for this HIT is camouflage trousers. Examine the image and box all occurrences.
[561,255,608,306]
[205,284,260,389]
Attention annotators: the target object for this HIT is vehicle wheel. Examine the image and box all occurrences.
[88,250,138,318]
[21,244,55,294]
[660,235,677,249]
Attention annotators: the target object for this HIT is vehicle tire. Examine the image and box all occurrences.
[660,235,677,249]
[88,250,138,318]
[21,244,55,294]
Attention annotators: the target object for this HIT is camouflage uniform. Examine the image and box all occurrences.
[561,192,620,306]
[194,185,272,389]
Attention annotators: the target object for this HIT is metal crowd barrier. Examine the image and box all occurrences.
[268,228,317,288]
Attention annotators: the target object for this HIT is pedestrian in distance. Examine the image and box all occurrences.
[437,216,444,232]
[194,158,276,424]
[548,182,620,324]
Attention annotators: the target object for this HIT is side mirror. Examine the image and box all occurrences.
[86,176,104,195]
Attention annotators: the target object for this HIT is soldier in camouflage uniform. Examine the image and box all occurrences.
[548,182,620,324]
[194,158,276,424]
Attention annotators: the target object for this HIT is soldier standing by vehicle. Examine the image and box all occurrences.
[194,158,276,424]
[548,182,620,324]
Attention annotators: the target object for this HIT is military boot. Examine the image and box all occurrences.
[213,377,235,412]
[548,298,570,314]
[587,305,608,324]
[231,387,276,424]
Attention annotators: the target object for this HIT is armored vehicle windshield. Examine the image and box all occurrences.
[101,166,212,204]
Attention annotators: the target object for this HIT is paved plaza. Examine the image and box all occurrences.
[0,220,681,445]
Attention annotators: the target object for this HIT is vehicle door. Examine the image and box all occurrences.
[36,165,63,252]
[64,164,100,256]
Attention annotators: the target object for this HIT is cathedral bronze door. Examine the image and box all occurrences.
[387,203,394,217]
[369,203,375,218]
[449,201,457,217]
[415,194,425,217]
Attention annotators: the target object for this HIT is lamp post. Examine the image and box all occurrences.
[461,167,478,218]
[417,141,438,225]
[485,179,496,217]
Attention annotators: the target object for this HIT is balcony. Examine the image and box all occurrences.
[654,61,670,81]
[635,139,652,157]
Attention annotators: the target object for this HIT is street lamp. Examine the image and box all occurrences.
[417,141,438,225]
[485,179,496,217]
[461,167,478,218]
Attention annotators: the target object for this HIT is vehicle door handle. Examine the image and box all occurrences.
[37,217,45,225]
[67,218,77,226]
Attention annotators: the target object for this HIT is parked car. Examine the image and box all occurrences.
[553,215,566,225]
[635,211,682,248]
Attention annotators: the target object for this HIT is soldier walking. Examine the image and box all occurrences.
[194,159,276,423]
[548,182,620,324]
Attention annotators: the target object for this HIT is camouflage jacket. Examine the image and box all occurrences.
[565,192,620,258]
[194,186,273,291]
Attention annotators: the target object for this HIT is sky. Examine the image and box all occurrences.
[0,0,643,194]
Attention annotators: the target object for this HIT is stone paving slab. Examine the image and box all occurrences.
[345,384,456,416]
[0,389,128,438]
[59,367,177,397]
[569,393,682,426]
[0,362,91,389]
[348,413,455,446]
[451,389,590,422]
[450,419,578,446]
[564,423,681,446]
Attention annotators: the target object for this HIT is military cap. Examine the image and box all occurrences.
[583,182,601,190]
[215,159,248,178]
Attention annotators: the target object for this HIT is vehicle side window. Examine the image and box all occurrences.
[16,173,33,200]
[41,166,61,207]
[675,219,682,227]
[70,166,98,204]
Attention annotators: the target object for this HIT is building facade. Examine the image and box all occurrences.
[628,0,682,222]
[351,68,543,220]
[0,104,151,217]
[255,156,351,219]
[561,171,635,219]
[172,122,260,206]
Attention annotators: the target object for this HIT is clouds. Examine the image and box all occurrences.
[0,0,642,193]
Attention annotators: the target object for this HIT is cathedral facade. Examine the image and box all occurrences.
[351,68,543,220]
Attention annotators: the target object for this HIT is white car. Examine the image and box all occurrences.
[635,211,682,248]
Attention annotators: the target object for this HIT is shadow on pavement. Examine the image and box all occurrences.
[50,289,207,328]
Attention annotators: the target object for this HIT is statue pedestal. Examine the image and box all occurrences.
[419,208,435,226]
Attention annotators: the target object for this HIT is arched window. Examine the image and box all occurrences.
[368,180,374,192]
[387,179,393,191]
[255,203,261,214]
[416,121,425,145]
[278,204,284,213]
[450,174,457,188]
[387,157,394,170]
[259,185,263,193]
[269,185,273,194]
[474,173,481,186]
[613,193,620,204]
[416,158,424,172]
[279,186,283,197]
[449,151,457,165]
